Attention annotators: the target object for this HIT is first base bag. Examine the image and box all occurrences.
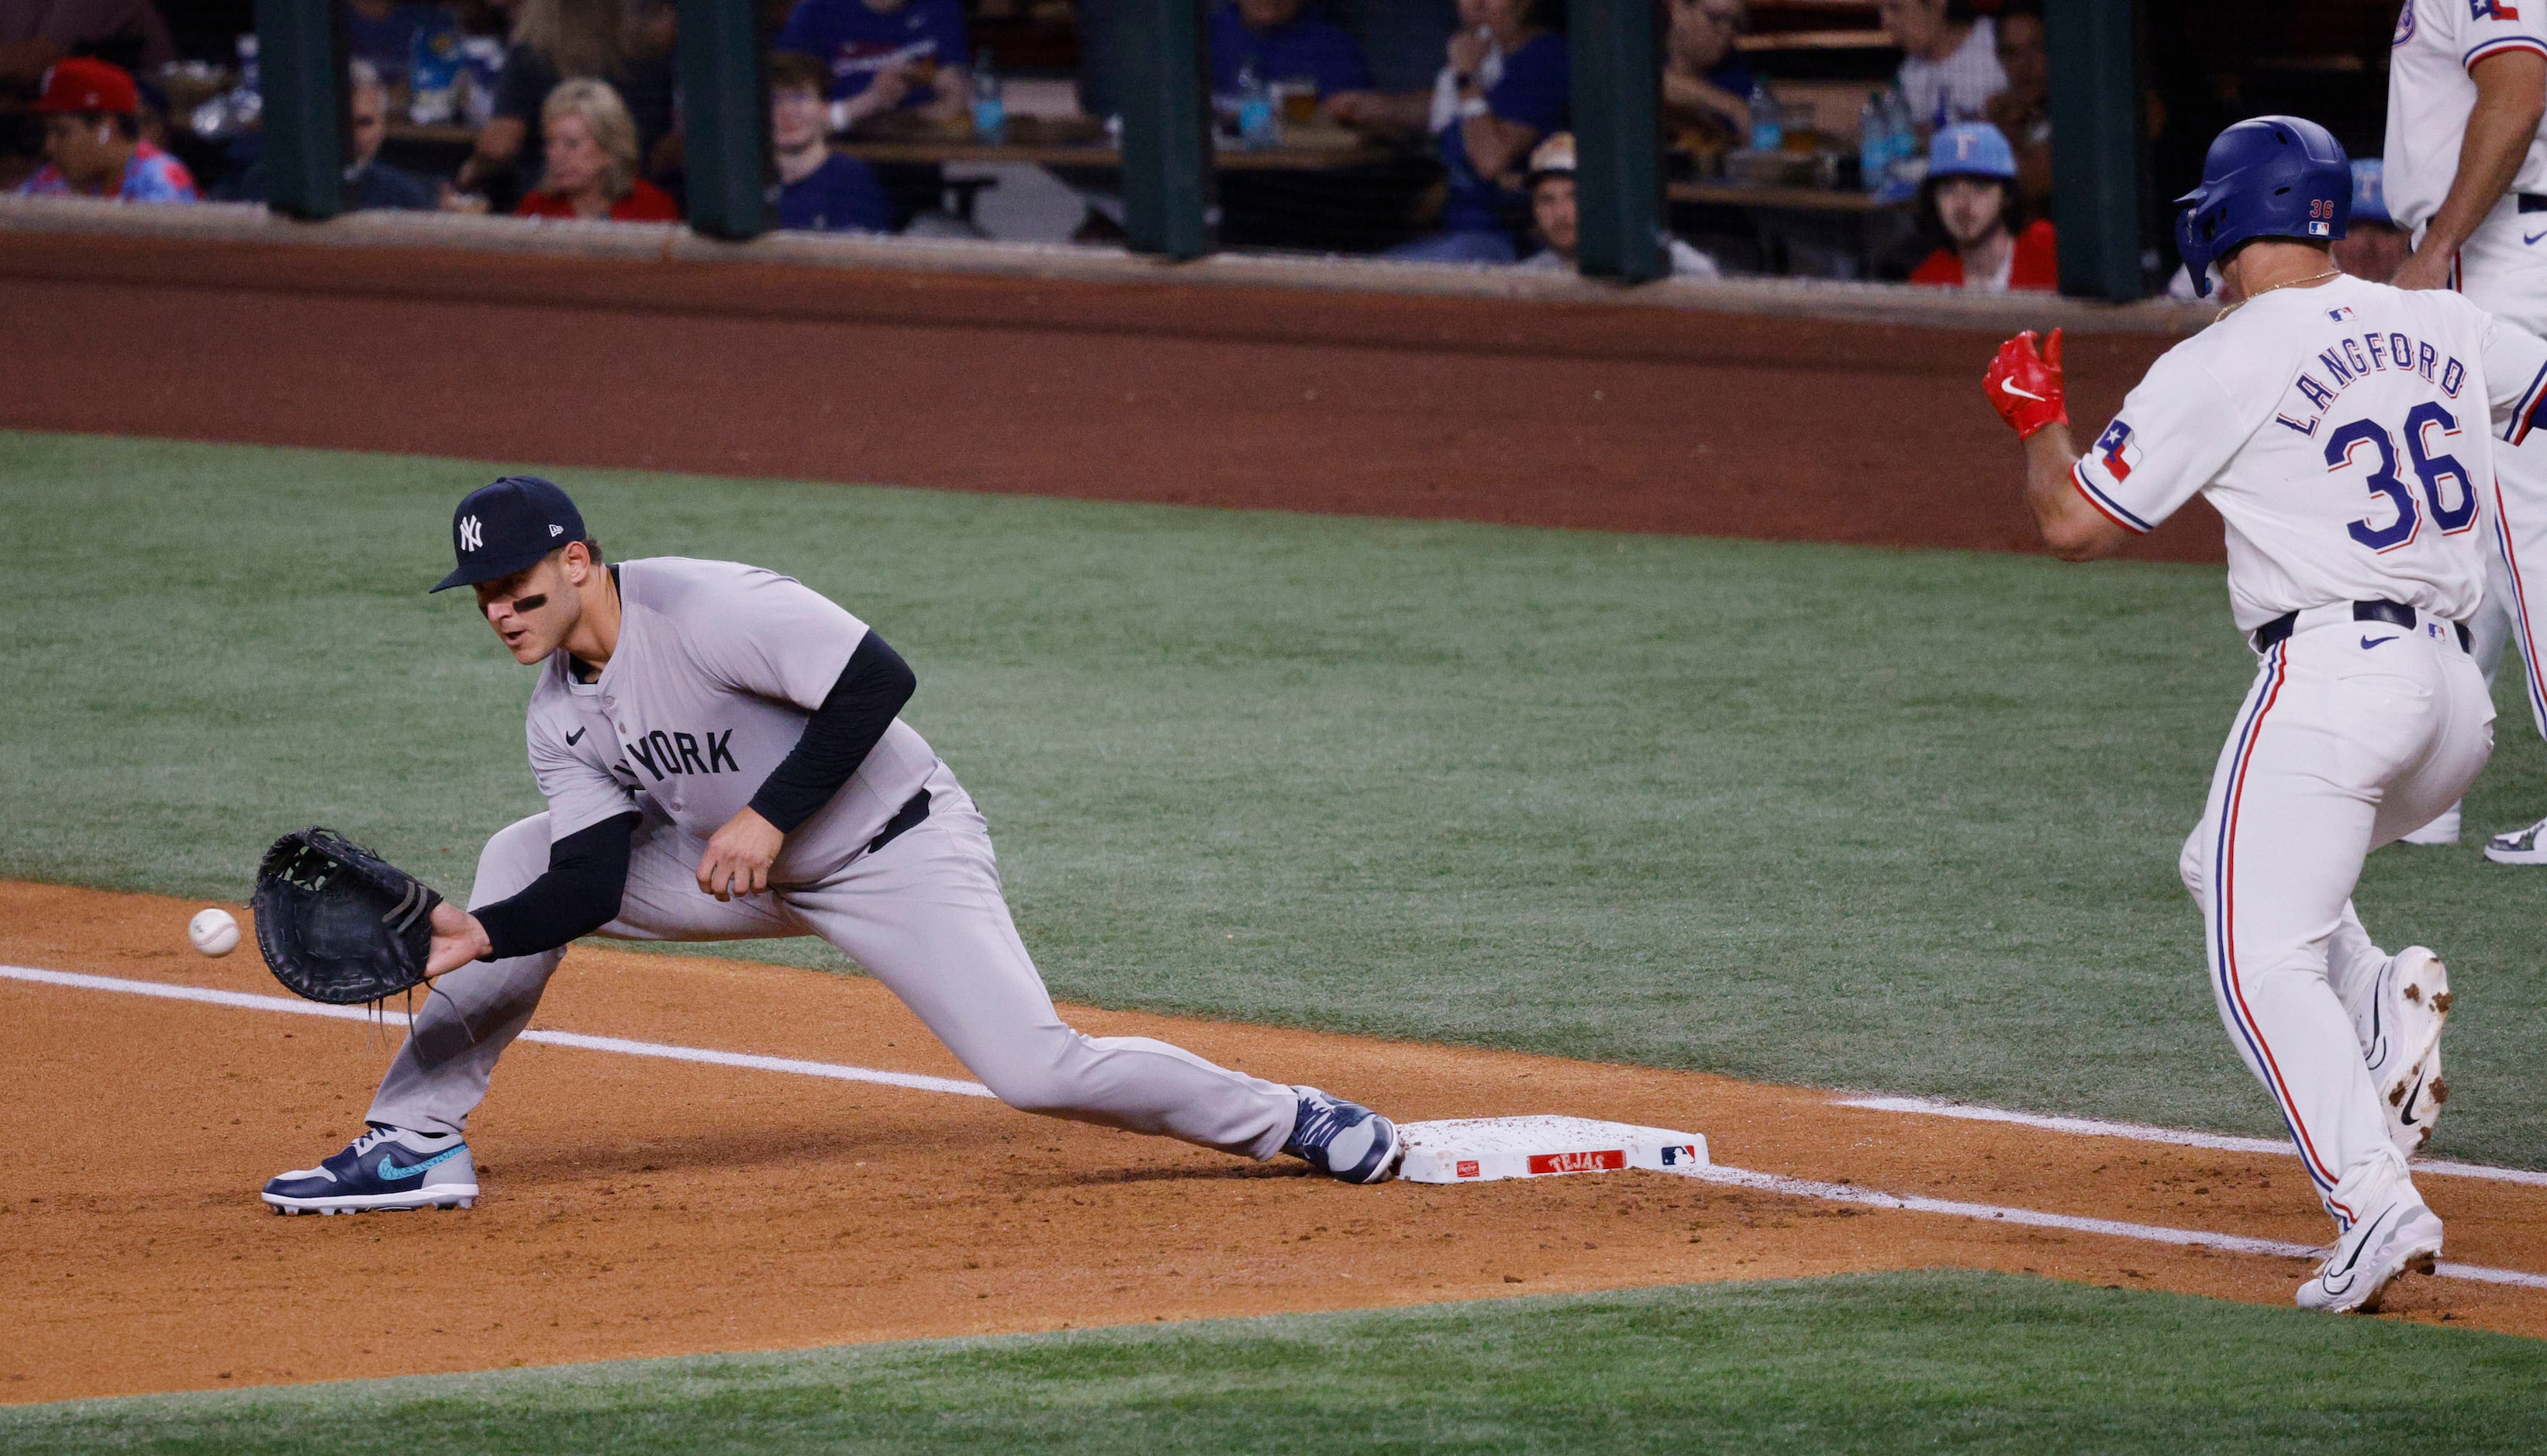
[250,826,441,1004]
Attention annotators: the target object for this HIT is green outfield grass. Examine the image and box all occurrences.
[6,430,2547,1164]
[8,1272,2544,1454]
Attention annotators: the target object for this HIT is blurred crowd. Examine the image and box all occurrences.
[1,0,2079,289]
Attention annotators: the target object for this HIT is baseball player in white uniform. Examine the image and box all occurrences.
[262,476,1404,1214]
[2387,0,2547,856]
[1986,117,2547,1312]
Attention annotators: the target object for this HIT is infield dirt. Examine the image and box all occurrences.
[6,879,2545,1406]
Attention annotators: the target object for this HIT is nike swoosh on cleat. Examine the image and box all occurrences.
[1999,379,2045,402]
[2362,636,2397,650]
[2399,1071,2427,1126]
[2528,229,2547,246]
[565,727,586,745]
[377,1147,464,1180]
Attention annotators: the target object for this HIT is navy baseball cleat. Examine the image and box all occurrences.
[262,1124,478,1215]
[1282,1086,1403,1185]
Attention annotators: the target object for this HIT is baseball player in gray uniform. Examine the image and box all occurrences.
[262,477,1403,1214]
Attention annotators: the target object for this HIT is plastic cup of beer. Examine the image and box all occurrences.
[1276,78,1319,126]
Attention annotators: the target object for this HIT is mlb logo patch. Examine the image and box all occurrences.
[2328,305,2355,322]
[2309,220,2332,236]
[2095,419,2141,481]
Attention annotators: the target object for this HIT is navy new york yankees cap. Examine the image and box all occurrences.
[432,476,588,592]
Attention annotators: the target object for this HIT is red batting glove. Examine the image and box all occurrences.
[1983,327,2069,439]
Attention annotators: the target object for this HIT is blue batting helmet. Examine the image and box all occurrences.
[1928,122,2017,182]
[2174,116,2349,298]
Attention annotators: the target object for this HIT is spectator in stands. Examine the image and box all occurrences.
[1876,0,2004,134]
[776,0,972,133]
[1385,0,1570,264]
[1908,122,2052,291]
[1209,0,1377,107]
[344,0,447,86]
[513,76,678,220]
[2333,157,2410,284]
[224,60,440,212]
[15,55,192,201]
[457,0,677,199]
[771,49,891,232]
[1661,0,1753,146]
[1517,132,1718,276]
[0,0,173,95]
[778,0,970,229]
[1982,0,2050,212]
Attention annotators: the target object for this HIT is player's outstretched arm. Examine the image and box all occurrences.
[1985,329,2133,562]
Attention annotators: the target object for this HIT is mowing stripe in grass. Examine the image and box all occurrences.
[15,961,2547,1292]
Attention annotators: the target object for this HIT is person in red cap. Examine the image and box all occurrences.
[16,56,195,202]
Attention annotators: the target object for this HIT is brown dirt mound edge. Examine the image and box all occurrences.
[2,880,2540,1406]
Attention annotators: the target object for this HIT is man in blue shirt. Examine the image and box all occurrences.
[1209,0,1374,102]
[771,50,892,232]
[777,0,972,132]
[1386,0,1569,263]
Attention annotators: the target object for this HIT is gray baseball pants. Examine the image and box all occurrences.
[368,762,1300,1159]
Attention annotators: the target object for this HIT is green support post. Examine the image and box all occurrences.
[1117,0,1211,260]
[1570,0,1665,282]
[254,0,347,220]
[2047,0,2142,300]
[677,0,771,241]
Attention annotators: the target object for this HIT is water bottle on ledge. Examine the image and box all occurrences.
[1236,61,1278,149]
[1745,78,1779,154]
[971,47,1005,143]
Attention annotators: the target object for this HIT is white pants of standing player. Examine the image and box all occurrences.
[2446,199,2547,740]
[2176,609,2492,1230]
[368,761,1301,1158]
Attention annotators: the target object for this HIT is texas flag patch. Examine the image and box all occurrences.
[2095,419,2141,481]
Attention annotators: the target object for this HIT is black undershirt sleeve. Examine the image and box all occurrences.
[471,811,640,961]
[747,631,918,833]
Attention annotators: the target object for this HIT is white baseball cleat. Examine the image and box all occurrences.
[2398,803,2462,847]
[2356,947,2451,1158]
[2296,1192,2443,1313]
[2483,814,2547,864]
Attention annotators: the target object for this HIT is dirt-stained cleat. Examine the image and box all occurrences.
[2358,947,2451,1157]
[263,1124,478,1215]
[2297,1192,2443,1313]
[1282,1086,1404,1185]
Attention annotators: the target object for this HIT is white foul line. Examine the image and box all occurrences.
[7,963,2545,1292]
[0,964,995,1098]
[1835,1094,2547,1189]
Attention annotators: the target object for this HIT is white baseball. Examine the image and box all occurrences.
[188,907,240,957]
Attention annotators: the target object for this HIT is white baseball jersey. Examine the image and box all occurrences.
[523,557,938,882]
[2072,274,2547,630]
[2383,0,2547,233]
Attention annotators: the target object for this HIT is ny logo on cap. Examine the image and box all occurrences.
[458,515,485,552]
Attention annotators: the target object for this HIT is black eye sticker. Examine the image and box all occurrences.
[512,594,548,614]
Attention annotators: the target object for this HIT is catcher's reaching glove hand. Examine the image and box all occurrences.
[250,827,443,1005]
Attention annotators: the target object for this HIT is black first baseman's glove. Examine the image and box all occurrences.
[250,827,443,1005]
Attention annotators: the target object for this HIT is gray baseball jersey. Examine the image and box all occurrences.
[528,557,937,880]
[367,555,1303,1163]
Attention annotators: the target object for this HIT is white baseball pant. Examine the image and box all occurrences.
[2450,199,2547,738]
[368,761,1302,1158]
[2177,609,2492,1229]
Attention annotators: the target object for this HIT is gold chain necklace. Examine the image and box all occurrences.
[2218,268,2342,317]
